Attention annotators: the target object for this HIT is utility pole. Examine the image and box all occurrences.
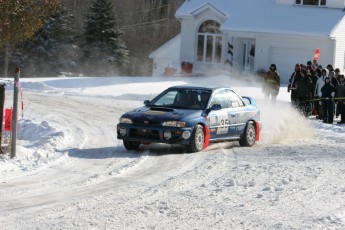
[0,83,5,154]
[11,67,20,158]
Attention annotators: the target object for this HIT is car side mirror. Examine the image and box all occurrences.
[210,104,222,111]
[144,100,150,106]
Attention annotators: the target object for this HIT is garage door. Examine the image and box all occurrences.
[269,47,313,84]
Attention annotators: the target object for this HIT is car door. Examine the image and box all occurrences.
[208,89,238,140]
[228,90,247,136]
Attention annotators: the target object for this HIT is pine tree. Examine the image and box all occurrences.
[82,0,130,76]
[18,4,79,77]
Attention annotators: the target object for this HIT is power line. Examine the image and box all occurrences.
[118,4,169,16]
[119,18,168,30]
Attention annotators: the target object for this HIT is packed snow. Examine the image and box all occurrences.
[0,75,344,230]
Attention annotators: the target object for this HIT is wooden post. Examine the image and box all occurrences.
[10,67,20,158]
[0,83,5,154]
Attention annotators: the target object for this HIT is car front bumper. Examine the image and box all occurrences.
[117,123,194,145]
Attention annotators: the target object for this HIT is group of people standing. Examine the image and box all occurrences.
[287,61,345,124]
[261,61,345,124]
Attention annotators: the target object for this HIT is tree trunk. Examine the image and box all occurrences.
[3,45,9,78]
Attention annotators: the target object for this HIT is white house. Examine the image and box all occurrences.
[149,0,345,83]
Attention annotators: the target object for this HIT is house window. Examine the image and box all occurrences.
[295,0,326,6]
[197,20,223,63]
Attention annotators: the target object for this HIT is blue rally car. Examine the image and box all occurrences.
[117,85,261,152]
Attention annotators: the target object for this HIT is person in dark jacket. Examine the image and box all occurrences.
[295,69,313,116]
[288,64,302,107]
[321,77,336,124]
[329,70,339,88]
[335,68,341,82]
[335,75,345,124]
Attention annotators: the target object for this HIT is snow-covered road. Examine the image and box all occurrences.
[0,77,345,229]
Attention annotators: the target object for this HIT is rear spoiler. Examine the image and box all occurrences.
[241,96,256,105]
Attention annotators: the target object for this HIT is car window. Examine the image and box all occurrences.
[228,90,245,108]
[150,88,211,110]
[154,90,178,106]
[209,89,245,109]
[174,89,211,109]
[209,90,230,109]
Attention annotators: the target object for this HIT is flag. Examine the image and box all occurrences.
[314,48,320,61]
[4,109,12,131]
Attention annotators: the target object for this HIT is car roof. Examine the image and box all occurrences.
[169,84,231,91]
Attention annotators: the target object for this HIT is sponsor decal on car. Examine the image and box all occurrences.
[216,111,229,135]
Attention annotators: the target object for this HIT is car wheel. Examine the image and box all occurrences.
[123,140,141,150]
[187,124,205,153]
[239,121,256,147]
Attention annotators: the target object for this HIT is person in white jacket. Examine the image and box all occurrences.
[314,68,329,119]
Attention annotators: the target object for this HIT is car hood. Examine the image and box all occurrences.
[123,106,203,125]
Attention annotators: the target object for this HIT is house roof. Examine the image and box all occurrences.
[175,0,345,37]
[149,34,181,60]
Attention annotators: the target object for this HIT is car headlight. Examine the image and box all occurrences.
[162,121,186,127]
[119,117,132,124]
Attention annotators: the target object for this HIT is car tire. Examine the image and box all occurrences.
[187,124,205,153]
[239,121,256,147]
[123,140,141,150]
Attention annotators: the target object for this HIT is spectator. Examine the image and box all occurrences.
[329,70,338,88]
[301,64,307,72]
[312,59,319,70]
[321,77,336,124]
[312,68,322,115]
[326,64,334,72]
[288,63,302,107]
[295,69,313,116]
[314,68,329,120]
[329,70,339,116]
[309,68,317,94]
[335,68,341,81]
[335,75,345,124]
[307,61,313,70]
[263,64,280,101]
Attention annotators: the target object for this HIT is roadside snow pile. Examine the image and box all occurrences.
[18,119,65,148]
[0,119,67,177]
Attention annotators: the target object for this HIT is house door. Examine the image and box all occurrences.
[241,39,255,72]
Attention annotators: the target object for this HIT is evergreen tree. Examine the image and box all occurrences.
[18,4,79,77]
[82,0,130,76]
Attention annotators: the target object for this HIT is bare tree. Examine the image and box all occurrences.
[113,0,184,75]
[0,0,59,77]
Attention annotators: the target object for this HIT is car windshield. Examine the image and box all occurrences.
[149,88,212,110]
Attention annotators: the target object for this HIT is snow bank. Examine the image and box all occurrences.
[0,119,68,177]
